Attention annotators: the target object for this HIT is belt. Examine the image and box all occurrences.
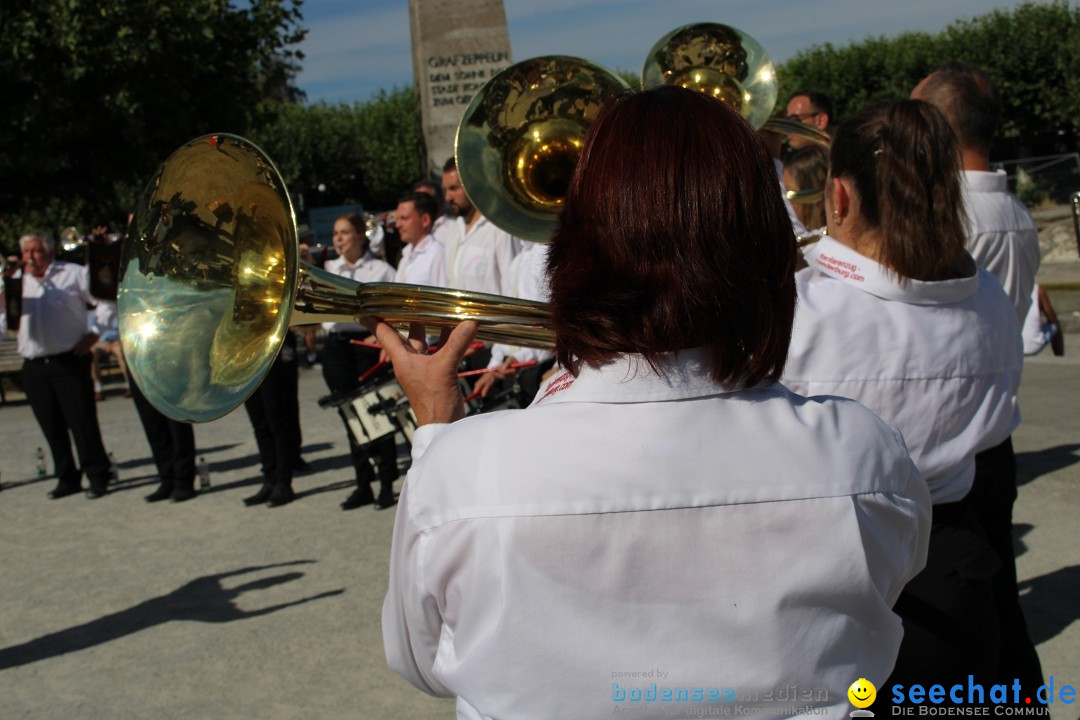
[24,350,76,364]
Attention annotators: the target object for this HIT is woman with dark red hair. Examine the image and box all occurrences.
[370,86,930,719]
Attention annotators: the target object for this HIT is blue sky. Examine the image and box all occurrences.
[292,0,1035,104]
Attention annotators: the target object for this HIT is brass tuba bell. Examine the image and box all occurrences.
[642,23,831,146]
[118,134,551,422]
[454,56,630,242]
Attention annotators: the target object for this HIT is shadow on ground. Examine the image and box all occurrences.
[0,561,343,670]
[1019,564,1080,646]
[1016,444,1080,487]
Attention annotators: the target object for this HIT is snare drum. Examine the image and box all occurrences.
[337,379,419,445]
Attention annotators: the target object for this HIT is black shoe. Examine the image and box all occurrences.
[266,484,295,508]
[243,483,274,506]
[341,486,375,510]
[85,484,108,499]
[375,489,397,510]
[145,483,174,502]
[170,485,197,503]
[48,483,82,500]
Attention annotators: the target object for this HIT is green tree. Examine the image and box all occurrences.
[251,87,421,213]
[0,0,306,248]
[778,1,1080,159]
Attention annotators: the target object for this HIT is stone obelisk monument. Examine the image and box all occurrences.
[408,0,513,178]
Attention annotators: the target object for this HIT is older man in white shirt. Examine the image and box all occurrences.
[18,231,113,499]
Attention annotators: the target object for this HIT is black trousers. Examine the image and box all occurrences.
[967,437,1045,695]
[21,351,110,488]
[243,335,301,487]
[320,332,398,485]
[876,502,1000,709]
[129,379,196,488]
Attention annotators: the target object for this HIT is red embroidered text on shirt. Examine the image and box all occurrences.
[536,370,574,403]
[816,253,865,283]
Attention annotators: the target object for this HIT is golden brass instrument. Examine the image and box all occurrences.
[60,227,84,253]
[363,212,382,241]
[118,134,551,422]
[120,39,823,422]
[642,23,831,146]
[641,22,831,233]
[455,56,630,242]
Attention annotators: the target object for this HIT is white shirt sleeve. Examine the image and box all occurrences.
[382,423,454,696]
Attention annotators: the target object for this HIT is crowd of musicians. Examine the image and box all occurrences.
[2,59,1059,717]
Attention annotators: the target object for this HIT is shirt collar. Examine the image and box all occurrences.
[962,169,1007,193]
[407,234,436,254]
[533,347,746,406]
[807,236,979,305]
[27,260,61,283]
[340,250,373,269]
[465,215,489,236]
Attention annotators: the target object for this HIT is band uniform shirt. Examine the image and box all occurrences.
[488,242,554,370]
[18,260,98,359]
[784,237,1022,505]
[322,252,395,334]
[431,214,458,252]
[383,348,932,720]
[1021,285,1053,355]
[396,234,448,288]
[90,301,119,343]
[962,169,1041,325]
[441,215,522,295]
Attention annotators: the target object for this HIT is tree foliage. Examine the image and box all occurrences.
[0,0,305,246]
[250,87,422,213]
[778,1,1080,159]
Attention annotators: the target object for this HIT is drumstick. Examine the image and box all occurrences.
[357,359,388,383]
[456,360,537,378]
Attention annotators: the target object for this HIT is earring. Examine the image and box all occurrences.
[831,209,841,227]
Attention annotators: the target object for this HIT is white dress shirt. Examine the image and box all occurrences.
[18,260,98,359]
[785,237,1022,504]
[488,242,553,370]
[961,169,1040,325]
[1021,284,1054,355]
[442,215,522,294]
[91,301,120,343]
[396,234,448,288]
[383,348,931,720]
[431,214,458,251]
[321,252,396,334]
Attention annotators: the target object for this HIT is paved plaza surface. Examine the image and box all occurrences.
[0,347,1078,719]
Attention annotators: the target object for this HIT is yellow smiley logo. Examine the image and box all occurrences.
[848,678,876,708]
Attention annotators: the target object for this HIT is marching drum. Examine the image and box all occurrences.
[328,379,419,446]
